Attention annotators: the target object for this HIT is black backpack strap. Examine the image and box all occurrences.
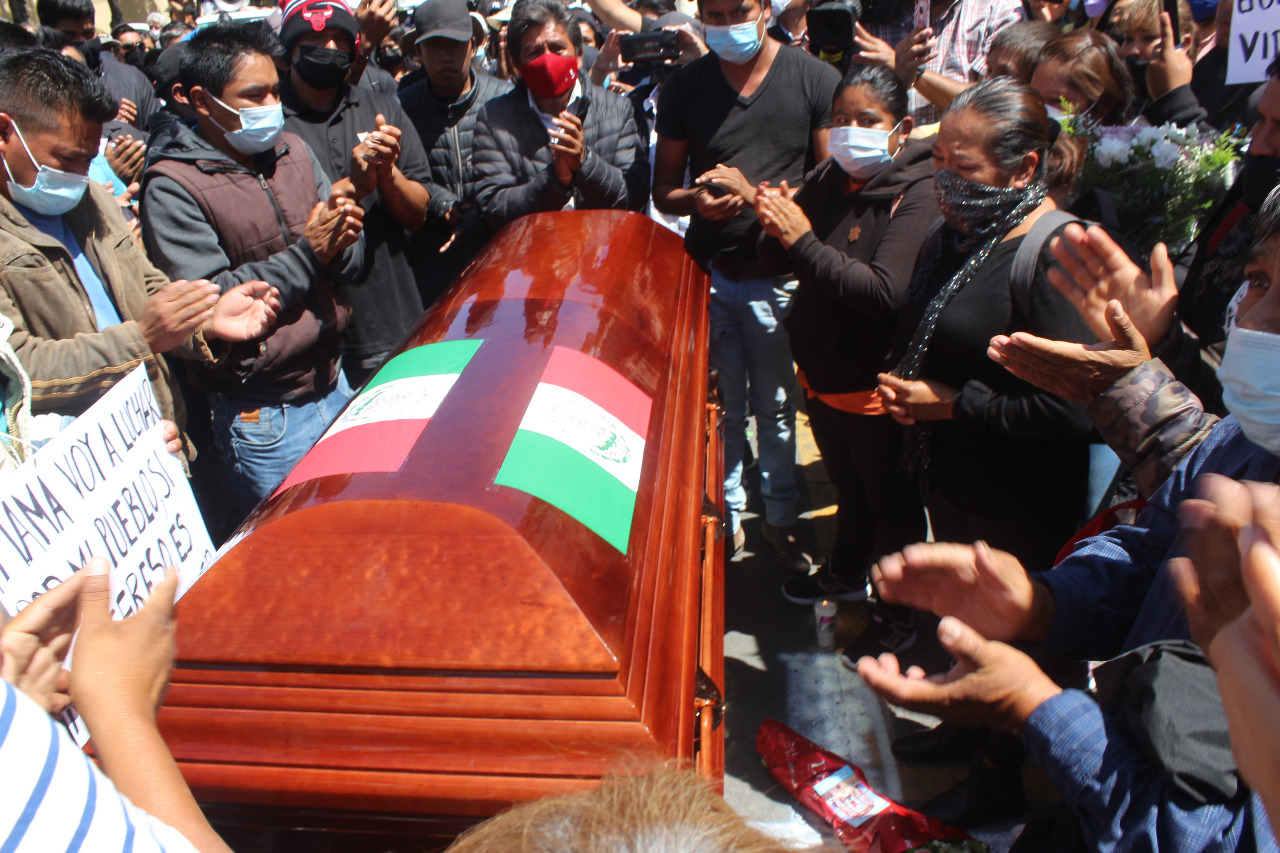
[1010,209,1082,319]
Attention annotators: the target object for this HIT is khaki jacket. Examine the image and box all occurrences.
[0,182,213,433]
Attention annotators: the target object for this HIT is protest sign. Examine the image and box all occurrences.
[0,366,214,744]
[1228,1,1280,85]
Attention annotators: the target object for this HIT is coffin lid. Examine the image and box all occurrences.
[176,212,697,677]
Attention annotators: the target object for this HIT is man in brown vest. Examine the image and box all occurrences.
[140,21,366,525]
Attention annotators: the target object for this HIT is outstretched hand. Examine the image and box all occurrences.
[70,557,178,724]
[873,540,1050,643]
[1210,491,1280,824]
[1048,223,1178,346]
[1,573,85,713]
[857,616,1062,734]
[204,281,281,342]
[1173,476,1272,649]
[988,298,1152,404]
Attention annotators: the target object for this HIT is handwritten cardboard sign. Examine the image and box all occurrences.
[0,366,214,744]
[1228,1,1280,85]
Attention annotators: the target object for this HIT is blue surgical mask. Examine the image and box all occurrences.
[2,121,90,217]
[208,94,285,155]
[704,16,764,64]
[1219,325,1280,456]
[829,121,901,180]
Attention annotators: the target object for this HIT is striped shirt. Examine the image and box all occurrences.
[0,681,200,853]
[868,0,1026,124]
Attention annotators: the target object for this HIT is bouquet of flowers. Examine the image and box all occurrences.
[1063,115,1245,258]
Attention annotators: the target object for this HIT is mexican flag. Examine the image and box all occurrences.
[495,346,653,554]
[275,339,482,494]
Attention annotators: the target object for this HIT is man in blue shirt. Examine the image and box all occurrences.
[854,197,1280,850]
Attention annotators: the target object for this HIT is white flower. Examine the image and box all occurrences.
[1095,136,1132,168]
[1151,138,1182,170]
[1134,125,1166,148]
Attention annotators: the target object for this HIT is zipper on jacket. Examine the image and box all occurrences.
[450,125,464,199]
[257,174,294,245]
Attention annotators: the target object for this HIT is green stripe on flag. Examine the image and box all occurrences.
[366,339,483,392]
[495,429,638,553]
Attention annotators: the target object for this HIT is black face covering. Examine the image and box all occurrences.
[292,45,353,90]
[1126,55,1151,103]
[121,44,146,70]
[80,36,102,72]
[375,47,401,70]
[1241,154,1280,212]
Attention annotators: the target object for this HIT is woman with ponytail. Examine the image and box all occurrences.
[872,76,1098,827]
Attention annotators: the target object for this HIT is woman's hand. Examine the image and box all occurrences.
[755,182,812,249]
[876,373,957,424]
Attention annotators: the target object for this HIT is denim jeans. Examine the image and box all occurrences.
[709,268,800,531]
[208,371,355,523]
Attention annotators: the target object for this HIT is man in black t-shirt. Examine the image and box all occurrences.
[652,0,838,572]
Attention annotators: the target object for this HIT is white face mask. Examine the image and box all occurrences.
[829,121,901,180]
[1219,325,1280,455]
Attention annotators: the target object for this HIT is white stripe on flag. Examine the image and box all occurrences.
[519,382,646,493]
[322,374,461,441]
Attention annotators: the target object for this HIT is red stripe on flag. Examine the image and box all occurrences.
[540,346,652,437]
[275,418,429,495]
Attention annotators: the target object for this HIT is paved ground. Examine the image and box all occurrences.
[721,408,1060,851]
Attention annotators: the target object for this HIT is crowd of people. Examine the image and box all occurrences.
[2,0,1280,848]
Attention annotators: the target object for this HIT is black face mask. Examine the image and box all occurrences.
[80,36,102,72]
[375,47,402,70]
[292,45,353,90]
[1241,153,1280,212]
[121,44,146,70]
[1125,55,1151,103]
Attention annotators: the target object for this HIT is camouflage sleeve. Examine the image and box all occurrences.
[1086,359,1220,498]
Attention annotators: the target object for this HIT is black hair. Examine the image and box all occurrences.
[947,76,1083,194]
[0,48,116,132]
[1268,57,1280,79]
[180,22,281,99]
[1257,187,1280,243]
[507,0,582,64]
[1039,28,1136,124]
[35,0,93,25]
[987,20,1058,81]
[111,23,141,40]
[159,20,193,48]
[34,25,72,49]
[632,0,676,15]
[0,22,38,54]
[834,64,908,124]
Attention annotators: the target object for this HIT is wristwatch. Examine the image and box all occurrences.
[912,65,927,88]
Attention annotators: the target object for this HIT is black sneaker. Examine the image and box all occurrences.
[839,605,917,669]
[781,566,872,605]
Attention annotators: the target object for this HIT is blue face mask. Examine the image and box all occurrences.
[704,16,764,64]
[208,94,285,155]
[2,121,90,217]
[1219,325,1280,456]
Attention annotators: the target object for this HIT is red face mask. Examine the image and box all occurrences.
[521,50,579,99]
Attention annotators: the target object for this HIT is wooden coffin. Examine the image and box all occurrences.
[157,210,724,832]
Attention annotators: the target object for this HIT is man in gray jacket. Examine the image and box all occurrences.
[140,23,365,522]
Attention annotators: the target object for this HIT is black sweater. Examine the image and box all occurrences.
[759,140,939,394]
[891,221,1097,512]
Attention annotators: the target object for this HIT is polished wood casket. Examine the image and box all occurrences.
[157,210,724,832]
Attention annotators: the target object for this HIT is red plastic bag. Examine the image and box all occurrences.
[756,718,979,853]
